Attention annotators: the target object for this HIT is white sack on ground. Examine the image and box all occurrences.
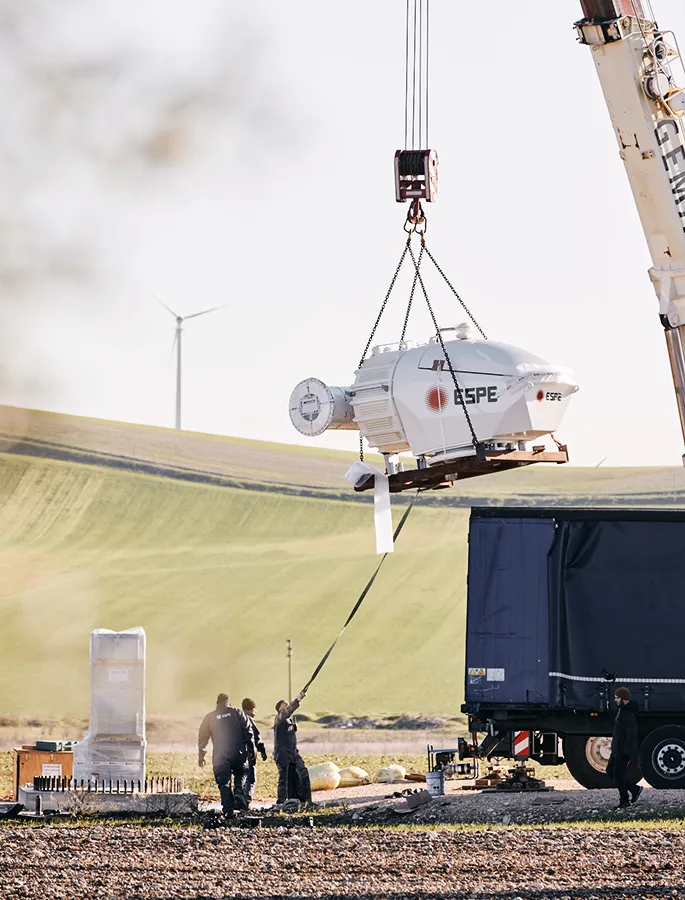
[338,766,370,787]
[307,762,341,792]
[371,764,406,783]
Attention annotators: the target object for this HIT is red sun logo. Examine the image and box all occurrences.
[425,385,449,413]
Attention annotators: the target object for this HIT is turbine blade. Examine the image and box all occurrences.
[184,304,228,320]
[154,294,179,318]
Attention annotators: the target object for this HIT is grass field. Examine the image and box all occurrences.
[0,451,467,720]
[5,404,685,504]
[3,405,685,728]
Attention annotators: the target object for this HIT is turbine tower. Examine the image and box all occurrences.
[158,300,226,430]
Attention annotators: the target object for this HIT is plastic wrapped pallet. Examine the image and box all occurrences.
[307,762,340,792]
[371,764,406,783]
[338,766,369,787]
[73,628,146,784]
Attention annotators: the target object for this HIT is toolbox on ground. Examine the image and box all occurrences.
[13,747,75,800]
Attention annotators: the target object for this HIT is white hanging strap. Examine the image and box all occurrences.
[345,462,394,554]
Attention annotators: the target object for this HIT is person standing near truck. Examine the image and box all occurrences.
[274,689,312,805]
[241,697,268,806]
[607,686,643,810]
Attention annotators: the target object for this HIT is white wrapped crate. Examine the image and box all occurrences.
[73,628,146,784]
[89,628,146,738]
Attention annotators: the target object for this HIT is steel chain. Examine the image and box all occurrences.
[357,238,412,461]
[400,242,424,343]
[358,238,411,371]
[422,243,487,339]
[407,240,480,447]
[357,204,485,461]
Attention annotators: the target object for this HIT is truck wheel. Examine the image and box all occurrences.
[563,735,640,789]
[639,726,685,789]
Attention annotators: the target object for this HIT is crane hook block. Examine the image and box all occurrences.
[394,149,438,203]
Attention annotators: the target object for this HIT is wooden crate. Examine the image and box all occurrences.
[13,748,74,800]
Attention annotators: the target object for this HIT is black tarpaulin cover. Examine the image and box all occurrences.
[465,516,555,705]
[549,518,685,711]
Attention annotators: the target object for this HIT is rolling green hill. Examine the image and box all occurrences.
[4,404,685,506]
[0,450,467,719]
[2,404,685,722]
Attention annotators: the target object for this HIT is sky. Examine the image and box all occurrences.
[4,0,685,467]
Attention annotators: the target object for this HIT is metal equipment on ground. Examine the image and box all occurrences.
[12,745,75,801]
[427,745,478,781]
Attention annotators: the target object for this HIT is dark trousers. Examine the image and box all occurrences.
[245,759,256,804]
[213,759,248,814]
[612,754,639,805]
[276,754,312,804]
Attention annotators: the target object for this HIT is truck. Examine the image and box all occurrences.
[462,507,685,789]
[460,0,685,790]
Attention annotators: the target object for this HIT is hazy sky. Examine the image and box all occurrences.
[5,0,685,467]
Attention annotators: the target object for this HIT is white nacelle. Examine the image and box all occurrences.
[289,331,578,462]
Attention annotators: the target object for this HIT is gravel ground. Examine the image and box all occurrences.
[320,780,681,827]
[287,779,685,827]
[1,824,685,899]
[4,782,685,899]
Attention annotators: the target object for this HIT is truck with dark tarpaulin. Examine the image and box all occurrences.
[461,507,685,789]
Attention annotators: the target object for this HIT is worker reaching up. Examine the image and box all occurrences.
[198,692,256,819]
[273,688,312,805]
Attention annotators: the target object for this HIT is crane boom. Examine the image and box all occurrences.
[576,0,685,458]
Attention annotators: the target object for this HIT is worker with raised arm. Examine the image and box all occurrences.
[241,697,268,806]
[198,692,256,819]
[273,688,312,805]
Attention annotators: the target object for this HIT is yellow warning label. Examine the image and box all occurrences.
[468,668,485,677]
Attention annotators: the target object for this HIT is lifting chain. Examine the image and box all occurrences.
[358,204,486,460]
[357,239,411,372]
[358,238,411,462]
[422,243,487,339]
[400,240,424,343]
[407,237,481,449]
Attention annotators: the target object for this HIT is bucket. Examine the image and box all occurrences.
[425,769,445,796]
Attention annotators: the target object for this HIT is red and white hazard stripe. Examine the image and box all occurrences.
[513,731,531,759]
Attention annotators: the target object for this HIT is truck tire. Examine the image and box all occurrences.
[639,725,685,789]
[563,735,640,789]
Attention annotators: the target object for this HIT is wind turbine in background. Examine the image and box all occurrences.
[157,299,227,430]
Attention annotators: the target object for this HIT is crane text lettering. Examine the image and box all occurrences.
[656,120,685,227]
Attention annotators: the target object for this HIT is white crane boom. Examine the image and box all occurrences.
[576,0,685,458]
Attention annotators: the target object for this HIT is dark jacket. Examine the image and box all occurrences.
[611,700,639,760]
[273,697,300,764]
[250,719,266,757]
[198,704,256,767]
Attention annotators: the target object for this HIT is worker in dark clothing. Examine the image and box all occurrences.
[242,697,267,806]
[198,693,256,818]
[274,688,312,805]
[607,686,643,810]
